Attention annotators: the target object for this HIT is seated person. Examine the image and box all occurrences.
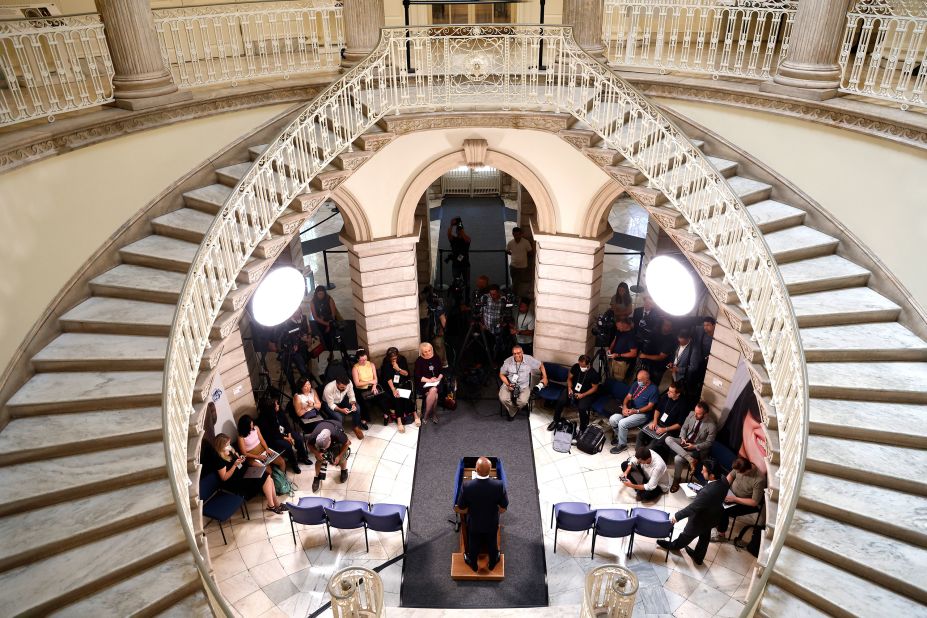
[636,381,689,451]
[620,446,670,502]
[237,414,286,473]
[548,354,599,433]
[380,346,416,432]
[257,397,309,474]
[498,344,548,421]
[714,457,766,541]
[607,317,638,382]
[305,420,351,493]
[414,342,444,424]
[666,401,717,492]
[293,377,322,430]
[202,434,285,514]
[322,375,367,440]
[351,348,384,422]
[607,369,658,454]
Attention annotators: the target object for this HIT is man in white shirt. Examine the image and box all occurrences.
[620,446,669,502]
[322,376,366,439]
[498,344,548,421]
[506,227,533,297]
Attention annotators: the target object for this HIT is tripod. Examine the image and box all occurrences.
[590,345,612,384]
[457,319,496,384]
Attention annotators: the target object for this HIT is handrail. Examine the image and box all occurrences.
[162,24,808,616]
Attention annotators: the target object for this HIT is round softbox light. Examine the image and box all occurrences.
[251,266,306,327]
[645,255,697,316]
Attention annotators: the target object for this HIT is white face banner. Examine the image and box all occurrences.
[210,373,237,438]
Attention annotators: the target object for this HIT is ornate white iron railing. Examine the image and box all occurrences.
[162,25,808,617]
[602,0,797,79]
[153,0,344,89]
[838,0,927,109]
[0,14,113,126]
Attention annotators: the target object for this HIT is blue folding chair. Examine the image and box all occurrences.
[552,502,596,553]
[538,363,569,406]
[324,500,371,552]
[591,509,636,558]
[200,472,248,545]
[591,379,630,417]
[365,503,409,549]
[286,496,334,547]
[629,507,674,560]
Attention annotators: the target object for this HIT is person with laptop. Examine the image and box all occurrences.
[636,382,689,451]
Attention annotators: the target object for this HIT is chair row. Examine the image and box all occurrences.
[552,502,674,560]
[538,363,630,417]
[286,497,410,552]
[201,472,251,545]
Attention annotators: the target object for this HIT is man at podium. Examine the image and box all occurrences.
[455,456,509,572]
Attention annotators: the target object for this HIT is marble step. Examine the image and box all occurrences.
[216,162,300,199]
[119,234,270,285]
[785,509,927,605]
[0,442,166,518]
[791,287,901,327]
[311,164,352,191]
[799,322,927,362]
[759,583,830,618]
[0,407,164,466]
[151,207,215,244]
[0,479,175,572]
[797,471,927,548]
[775,433,927,496]
[762,225,840,264]
[746,200,806,233]
[155,590,212,617]
[31,333,169,371]
[650,155,739,190]
[90,264,253,312]
[801,398,927,448]
[354,128,395,152]
[581,145,620,166]
[0,516,186,616]
[60,296,239,340]
[778,255,871,295]
[182,183,233,215]
[6,369,163,416]
[771,546,925,618]
[807,361,927,404]
[612,152,732,186]
[49,554,201,617]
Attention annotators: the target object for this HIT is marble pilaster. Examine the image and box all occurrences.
[95,0,189,109]
[342,228,421,360]
[414,195,432,290]
[761,0,854,100]
[562,0,606,60]
[342,0,385,68]
[532,231,609,365]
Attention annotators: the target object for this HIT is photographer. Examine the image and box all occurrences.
[608,318,638,382]
[275,308,314,393]
[305,420,351,493]
[420,285,448,365]
[498,344,548,421]
[549,354,600,433]
[309,285,341,362]
[447,216,471,293]
[322,375,366,440]
[511,298,535,356]
[632,294,662,351]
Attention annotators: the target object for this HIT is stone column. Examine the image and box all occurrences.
[414,195,432,290]
[562,0,606,60]
[342,228,421,361]
[760,0,854,100]
[532,230,609,365]
[342,0,385,68]
[95,0,189,110]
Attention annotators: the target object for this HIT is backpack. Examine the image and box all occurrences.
[271,466,295,496]
[552,419,576,453]
[576,425,606,454]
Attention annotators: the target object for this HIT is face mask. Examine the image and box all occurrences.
[579,367,589,373]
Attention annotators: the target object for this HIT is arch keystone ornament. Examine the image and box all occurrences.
[463,138,489,168]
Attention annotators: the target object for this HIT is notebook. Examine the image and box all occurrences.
[397,388,412,399]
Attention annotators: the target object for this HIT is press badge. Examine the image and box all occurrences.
[660,413,669,423]
[393,375,400,384]
[511,374,519,383]
[574,383,583,393]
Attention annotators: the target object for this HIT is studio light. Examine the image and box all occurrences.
[646,255,696,316]
[251,266,307,327]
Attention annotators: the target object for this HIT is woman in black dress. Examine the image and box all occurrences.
[201,433,285,514]
[380,346,415,432]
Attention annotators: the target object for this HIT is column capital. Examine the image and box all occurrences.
[531,228,612,254]
[339,221,422,257]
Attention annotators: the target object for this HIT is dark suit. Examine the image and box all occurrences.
[456,478,509,562]
[669,478,729,562]
[670,342,698,397]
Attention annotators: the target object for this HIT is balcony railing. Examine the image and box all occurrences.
[153,0,344,89]
[838,0,927,110]
[162,24,808,617]
[0,14,114,125]
[602,0,797,80]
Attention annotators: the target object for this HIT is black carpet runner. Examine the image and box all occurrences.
[399,399,548,608]
[436,196,508,290]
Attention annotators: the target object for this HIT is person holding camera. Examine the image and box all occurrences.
[322,375,366,440]
[305,420,351,493]
[447,216,471,292]
[380,346,416,431]
[309,285,341,362]
[548,354,600,433]
[608,317,638,382]
[498,344,548,421]
[511,298,535,356]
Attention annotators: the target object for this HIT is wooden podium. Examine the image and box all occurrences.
[451,465,505,581]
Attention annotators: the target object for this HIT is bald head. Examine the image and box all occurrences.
[475,457,491,477]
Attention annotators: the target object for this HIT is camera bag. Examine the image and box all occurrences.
[576,425,606,454]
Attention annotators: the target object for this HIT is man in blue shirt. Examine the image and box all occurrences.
[608,369,659,454]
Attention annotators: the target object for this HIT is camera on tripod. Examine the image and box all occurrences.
[592,310,617,348]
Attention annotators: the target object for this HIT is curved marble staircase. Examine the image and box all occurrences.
[557,108,927,617]
[0,105,394,616]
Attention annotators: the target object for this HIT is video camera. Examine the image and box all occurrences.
[317,445,352,480]
[592,310,617,348]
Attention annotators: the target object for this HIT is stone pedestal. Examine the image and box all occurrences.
[760,0,854,100]
[95,0,190,110]
[562,0,606,60]
[532,231,609,365]
[342,229,421,361]
[342,0,385,69]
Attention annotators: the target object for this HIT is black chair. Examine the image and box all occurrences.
[200,471,248,545]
